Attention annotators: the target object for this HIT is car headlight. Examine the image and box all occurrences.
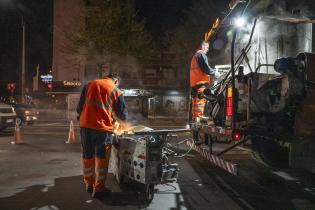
[25,110,30,114]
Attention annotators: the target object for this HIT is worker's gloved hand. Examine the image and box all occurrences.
[113,120,130,135]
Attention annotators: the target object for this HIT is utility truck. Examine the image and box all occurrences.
[190,0,315,174]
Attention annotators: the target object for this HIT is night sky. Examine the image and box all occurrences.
[135,0,192,43]
[0,0,199,96]
[0,0,53,95]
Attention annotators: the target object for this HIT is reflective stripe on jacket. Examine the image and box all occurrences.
[191,87,206,119]
[79,78,122,132]
[190,50,211,87]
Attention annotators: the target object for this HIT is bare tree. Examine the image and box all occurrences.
[167,0,229,81]
[66,0,155,74]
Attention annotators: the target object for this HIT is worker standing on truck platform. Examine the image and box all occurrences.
[76,73,128,198]
[190,41,219,121]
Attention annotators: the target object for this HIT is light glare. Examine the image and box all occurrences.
[234,17,246,27]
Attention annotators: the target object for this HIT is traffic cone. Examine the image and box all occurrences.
[11,121,22,144]
[66,120,75,144]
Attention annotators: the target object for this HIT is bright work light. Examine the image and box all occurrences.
[234,16,246,27]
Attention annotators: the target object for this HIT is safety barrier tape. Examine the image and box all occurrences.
[186,141,238,176]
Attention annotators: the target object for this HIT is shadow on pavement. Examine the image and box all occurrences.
[0,175,143,210]
[98,178,154,209]
[98,190,143,208]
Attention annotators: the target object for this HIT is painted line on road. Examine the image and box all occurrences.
[236,146,252,153]
[273,171,315,195]
[272,171,298,181]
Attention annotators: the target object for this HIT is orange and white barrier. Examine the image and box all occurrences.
[186,141,238,176]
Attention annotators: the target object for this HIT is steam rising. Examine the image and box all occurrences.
[210,0,314,75]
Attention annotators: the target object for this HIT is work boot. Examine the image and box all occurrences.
[86,185,93,194]
[92,188,111,198]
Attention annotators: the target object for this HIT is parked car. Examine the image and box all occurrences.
[7,103,39,126]
[0,102,16,131]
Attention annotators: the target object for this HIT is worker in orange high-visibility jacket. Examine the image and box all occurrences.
[76,73,128,198]
[190,41,219,121]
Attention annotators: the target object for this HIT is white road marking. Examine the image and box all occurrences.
[272,171,298,181]
[147,183,187,210]
[36,205,59,210]
[41,187,49,192]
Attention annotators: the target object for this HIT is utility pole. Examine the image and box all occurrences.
[21,16,26,103]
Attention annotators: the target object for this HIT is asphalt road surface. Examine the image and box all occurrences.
[0,122,314,210]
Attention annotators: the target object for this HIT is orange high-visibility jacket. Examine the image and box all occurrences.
[79,78,122,132]
[190,50,211,87]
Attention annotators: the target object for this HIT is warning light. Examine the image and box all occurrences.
[233,132,241,141]
[7,83,16,90]
[226,86,233,117]
[47,83,53,91]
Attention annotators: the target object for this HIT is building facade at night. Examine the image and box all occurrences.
[52,0,184,88]
[52,0,86,82]
[52,0,189,121]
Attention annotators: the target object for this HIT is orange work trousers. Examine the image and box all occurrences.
[80,128,113,192]
[191,87,206,120]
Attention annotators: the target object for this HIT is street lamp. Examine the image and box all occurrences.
[1,1,26,103]
[21,15,26,103]
[6,0,26,103]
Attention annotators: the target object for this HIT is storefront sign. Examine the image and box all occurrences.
[63,81,82,87]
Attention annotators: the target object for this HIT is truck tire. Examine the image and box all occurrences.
[144,184,155,204]
[139,184,154,206]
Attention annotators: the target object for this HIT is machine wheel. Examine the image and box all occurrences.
[251,135,289,168]
[141,184,154,205]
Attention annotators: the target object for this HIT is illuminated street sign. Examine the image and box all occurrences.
[40,74,53,83]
